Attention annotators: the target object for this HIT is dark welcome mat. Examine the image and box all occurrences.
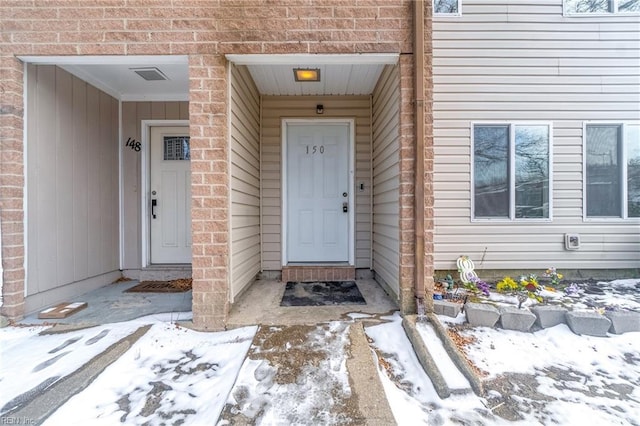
[280,281,366,306]
[125,279,192,293]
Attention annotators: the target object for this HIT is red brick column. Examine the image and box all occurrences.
[189,54,230,331]
[0,55,26,320]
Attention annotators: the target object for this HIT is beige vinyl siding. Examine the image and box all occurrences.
[230,64,261,300]
[26,65,120,312]
[371,65,401,297]
[433,0,640,270]
[120,101,188,269]
[261,96,372,271]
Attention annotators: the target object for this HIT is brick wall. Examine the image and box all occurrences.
[0,56,25,320]
[0,0,427,329]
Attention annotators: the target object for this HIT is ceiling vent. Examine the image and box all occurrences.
[131,67,169,81]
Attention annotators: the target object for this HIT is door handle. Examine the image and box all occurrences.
[342,202,348,213]
[152,199,157,219]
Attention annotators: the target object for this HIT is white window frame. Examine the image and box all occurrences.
[564,0,640,16]
[433,0,462,17]
[582,121,640,221]
[471,122,554,223]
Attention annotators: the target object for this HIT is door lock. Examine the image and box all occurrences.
[342,202,348,213]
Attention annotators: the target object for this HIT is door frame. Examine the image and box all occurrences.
[140,119,190,267]
[281,118,356,266]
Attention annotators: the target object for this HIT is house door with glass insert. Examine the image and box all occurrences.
[286,122,351,262]
[150,126,192,264]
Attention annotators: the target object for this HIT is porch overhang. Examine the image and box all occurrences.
[226,53,400,96]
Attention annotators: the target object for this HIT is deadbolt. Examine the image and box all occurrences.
[342,192,348,197]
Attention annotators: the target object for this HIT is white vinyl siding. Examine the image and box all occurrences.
[371,65,401,297]
[26,65,120,312]
[261,96,372,271]
[121,101,188,269]
[230,64,261,300]
[433,1,640,270]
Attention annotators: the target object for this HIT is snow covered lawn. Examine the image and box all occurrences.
[43,321,256,425]
[0,314,256,425]
[454,320,640,425]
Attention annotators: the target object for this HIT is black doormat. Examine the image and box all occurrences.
[280,281,366,306]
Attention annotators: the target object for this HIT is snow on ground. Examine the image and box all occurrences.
[43,321,256,425]
[365,313,503,425]
[458,323,640,425]
[219,321,353,425]
[0,322,144,414]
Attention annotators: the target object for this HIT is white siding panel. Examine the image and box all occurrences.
[371,65,401,298]
[260,95,372,271]
[26,65,119,307]
[230,64,261,300]
[433,1,640,271]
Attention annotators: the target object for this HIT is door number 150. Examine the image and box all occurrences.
[306,145,324,154]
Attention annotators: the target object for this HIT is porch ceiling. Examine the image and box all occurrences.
[19,53,398,100]
[228,54,399,96]
[19,55,189,101]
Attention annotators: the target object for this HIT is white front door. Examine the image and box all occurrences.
[150,126,192,264]
[286,123,351,262]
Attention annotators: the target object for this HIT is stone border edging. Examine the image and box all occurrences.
[426,313,484,396]
[401,315,451,399]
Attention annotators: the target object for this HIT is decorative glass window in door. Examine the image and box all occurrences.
[164,136,190,161]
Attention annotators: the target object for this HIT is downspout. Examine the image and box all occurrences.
[414,0,426,316]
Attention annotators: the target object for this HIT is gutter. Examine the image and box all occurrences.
[414,0,426,314]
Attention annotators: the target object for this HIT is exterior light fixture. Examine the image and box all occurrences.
[293,68,320,82]
[316,104,324,114]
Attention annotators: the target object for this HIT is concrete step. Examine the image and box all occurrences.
[139,265,192,282]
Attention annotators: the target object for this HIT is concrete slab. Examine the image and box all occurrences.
[20,281,192,326]
[227,279,397,327]
[499,306,536,332]
[531,305,567,329]
[566,311,612,337]
[465,302,500,328]
[605,310,640,334]
[347,323,397,424]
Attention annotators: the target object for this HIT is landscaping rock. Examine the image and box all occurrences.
[433,300,461,318]
[605,310,640,334]
[566,311,612,337]
[499,306,536,332]
[465,302,500,328]
[531,305,567,329]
